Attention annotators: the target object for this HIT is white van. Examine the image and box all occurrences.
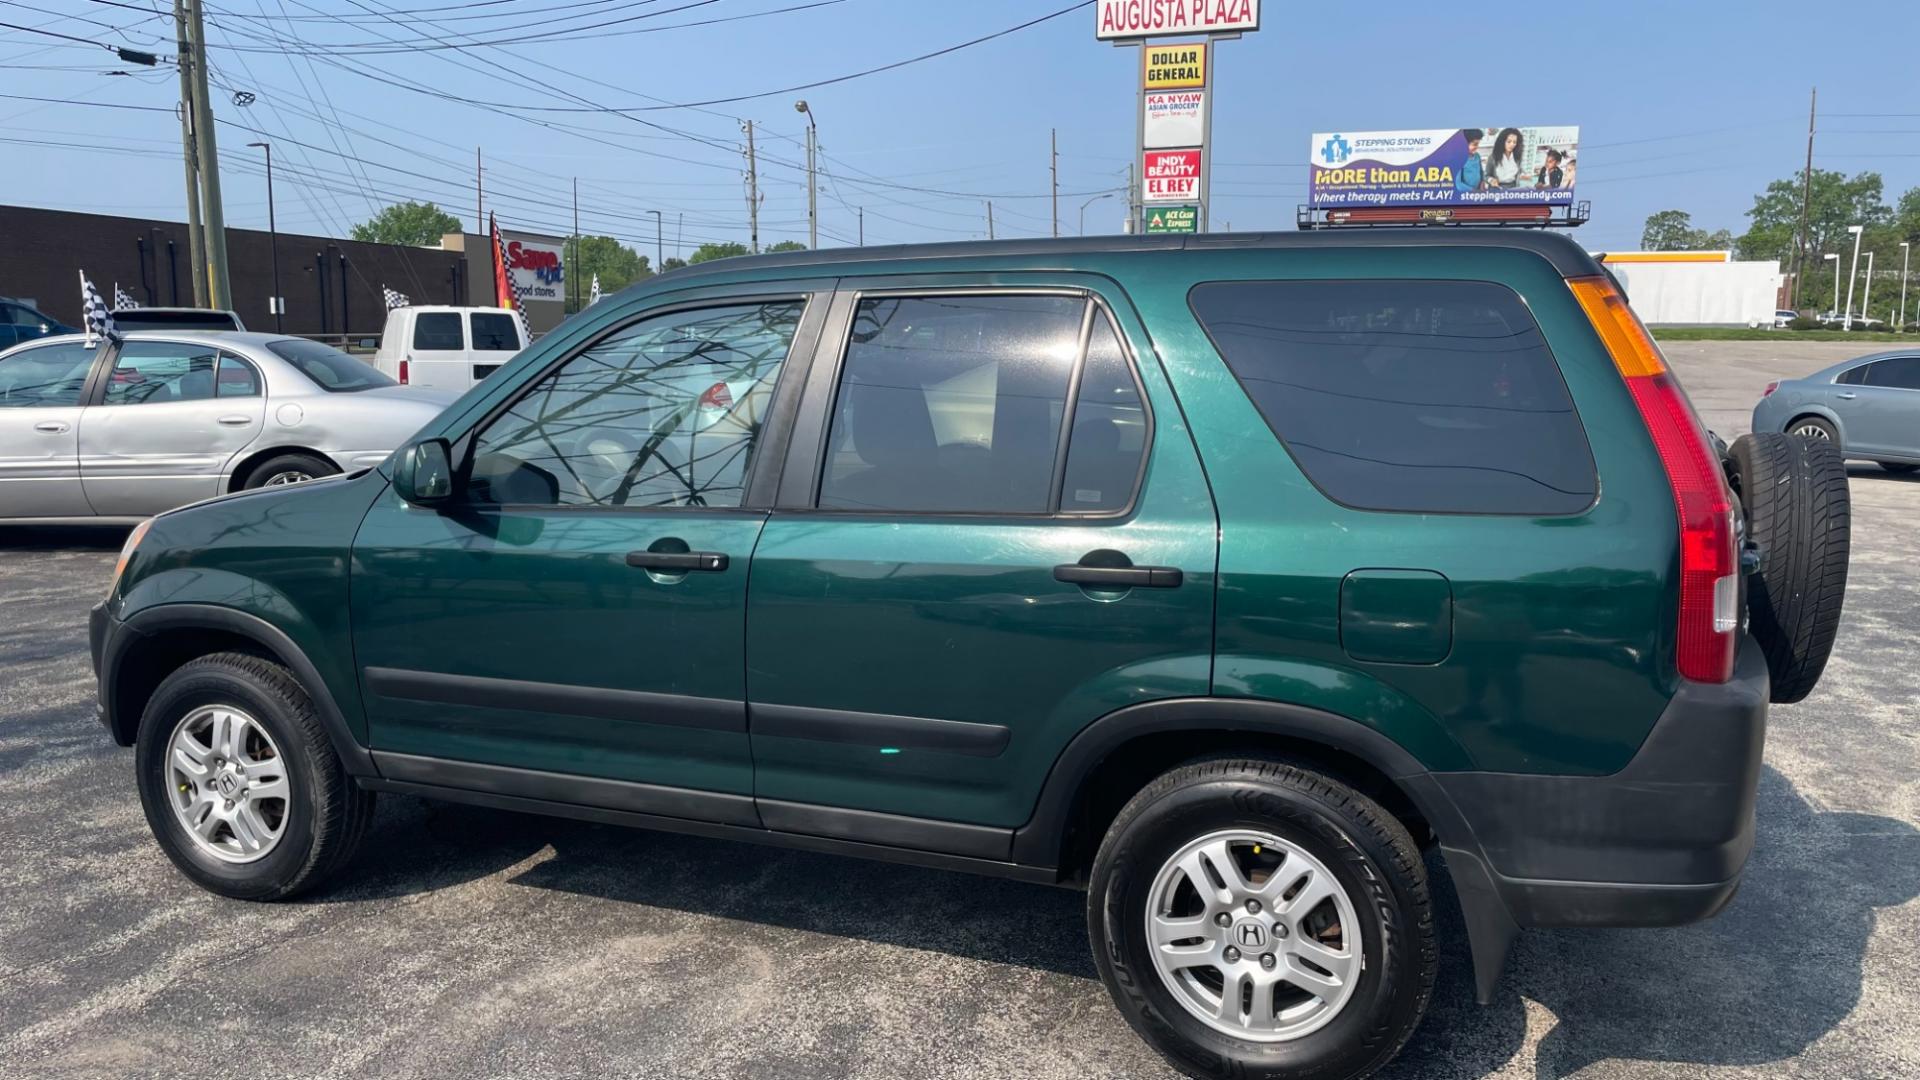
[371,306,528,391]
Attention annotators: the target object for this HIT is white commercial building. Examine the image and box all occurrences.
[1593,251,1785,327]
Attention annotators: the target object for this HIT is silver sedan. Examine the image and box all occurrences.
[1751,350,1920,474]
[0,331,456,523]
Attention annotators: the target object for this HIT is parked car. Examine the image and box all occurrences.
[1753,350,1920,473]
[1772,308,1798,329]
[0,297,77,350]
[369,305,528,392]
[0,331,453,523]
[90,232,1851,1080]
[109,308,247,332]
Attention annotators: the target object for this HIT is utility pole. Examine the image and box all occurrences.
[1791,87,1816,309]
[796,101,818,250]
[986,201,995,240]
[858,207,864,247]
[248,142,280,332]
[1051,128,1059,237]
[476,148,484,231]
[650,210,663,271]
[182,0,229,309]
[173,0,207,307]
[571,177,580,313]
[742,119,761,254]
[1126,161,1137,234]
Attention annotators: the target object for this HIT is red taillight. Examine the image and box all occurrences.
[398,359,410,384]
[1762,381,1779,397]
[1571,277,1737,683]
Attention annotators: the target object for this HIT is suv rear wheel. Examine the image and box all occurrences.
[134,653,375,900]
[1088,758,1434,1080]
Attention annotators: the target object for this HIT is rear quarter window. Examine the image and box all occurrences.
[412,313,464,351]
[1189,279,1597,515]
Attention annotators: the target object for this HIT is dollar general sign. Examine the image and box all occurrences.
[1142,43,1207,90]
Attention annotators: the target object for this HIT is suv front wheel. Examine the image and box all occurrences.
[134,653,375,900]
[1089,758,1434,1080]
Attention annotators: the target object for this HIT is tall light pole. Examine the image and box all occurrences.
[1843,224,1864,330]
[1899,241,1911,331]
[1862,250,1875,327]
[794,99,817,250]
[1824,253,1841,320]
[247,142,280,332]
[649,210,663,271]
[1079,192,1115,235]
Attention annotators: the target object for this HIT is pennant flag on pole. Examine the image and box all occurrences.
[383,285,411,311]
[112,284,140,311]
[79,271,114,345]
[490,213,533,344]
[589,273,602,306]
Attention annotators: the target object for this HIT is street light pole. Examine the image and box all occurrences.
[650,210,663,271]
[795,100,818,250]
[1862,250,1875,327]
[1900,241,1911,331]
[1825,253,1841,321]
[1079,192,1115,235]
[1843,224,1864,330]
[247,141,280,332]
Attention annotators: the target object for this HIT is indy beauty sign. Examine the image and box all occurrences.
[1096,0,1260,40]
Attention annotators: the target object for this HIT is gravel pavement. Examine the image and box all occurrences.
[1,339,1915,1079]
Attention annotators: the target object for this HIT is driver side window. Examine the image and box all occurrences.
[467,300,805,508]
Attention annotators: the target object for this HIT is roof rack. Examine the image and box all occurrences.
[1296,201,1590,231]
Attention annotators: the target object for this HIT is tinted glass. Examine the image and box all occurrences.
[469,301,803,508]
[1836,364,1868,386]
[216,355,261,398]
[819,294,1084,514]
[1863,356,1920,390]
[470,312,520,352]
[110,311,241,331]
[266,338,396,392]
[412,313,464,351]
[5,304,43,327]
[1060,314,1147,513]
[1191,280,1596,515]
[104,340,221,405]
[0,343,94,407]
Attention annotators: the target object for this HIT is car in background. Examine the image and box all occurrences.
[110,308,247,332]
[1,298,78,350]
[1753,350,1920,473]
[0,331,454,523]
[1772,309,1798,329]
[370,306,528,392]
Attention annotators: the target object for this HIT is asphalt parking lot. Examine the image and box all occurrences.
[2,339,1917,1080]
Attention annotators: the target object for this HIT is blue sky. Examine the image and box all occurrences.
[4,0,1917,257]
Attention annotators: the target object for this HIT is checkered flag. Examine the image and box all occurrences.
[383,285,410,311]
[589,273,602,306]
[505,268,533,344]
[79,271,114,344]
[112,283,140,311]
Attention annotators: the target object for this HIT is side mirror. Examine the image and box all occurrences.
[392,438,455,506]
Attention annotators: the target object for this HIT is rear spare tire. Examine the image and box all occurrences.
[1728,432,1850,703]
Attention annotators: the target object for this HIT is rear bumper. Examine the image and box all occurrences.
[1429,633,1769,929]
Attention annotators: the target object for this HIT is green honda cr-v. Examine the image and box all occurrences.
[90,231,1850,1080]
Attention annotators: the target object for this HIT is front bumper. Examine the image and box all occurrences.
[1429,633,1769,930]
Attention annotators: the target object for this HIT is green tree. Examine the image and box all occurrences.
[566,235,650,309]
[1641,210,1735,252]
[350,201,463,246]
[660,257,688,272]
[765,240,807,253]
[1737,169,1895,313]
[688,241,750,264]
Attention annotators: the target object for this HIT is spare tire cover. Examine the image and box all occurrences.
[1728,432,1851,703]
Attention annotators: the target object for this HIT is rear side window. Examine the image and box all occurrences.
[412,313,463,351]
[1190,280,1597,515]
[470,312,520,351]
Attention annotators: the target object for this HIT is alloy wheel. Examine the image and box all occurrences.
[1146,829,1363,1042]
[165,705,290,863]
[1791,422,1832,440]
[261,470,316,486]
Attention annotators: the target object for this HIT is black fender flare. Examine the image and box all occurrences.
[1011,696,1519,1004]
[109,604,379,778]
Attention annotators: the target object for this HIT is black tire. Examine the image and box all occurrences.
[134,652,375,900]
[1089,758,1434,1080]
[241,451,338,490]
[1784,414,1837,444]
[1879,462,1919,475]
[1729,433,1850,704]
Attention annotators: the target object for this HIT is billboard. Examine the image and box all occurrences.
[1097,0,1258,39]
[504,235,566,303]
[1142,42,1206,89]
[1142,148,1202,203]
[1144,90,1204,148]
[1308,126,1579,209]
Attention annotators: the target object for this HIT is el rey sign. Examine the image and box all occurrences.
[1096,0,1259,40]
[1142,147,1201,203]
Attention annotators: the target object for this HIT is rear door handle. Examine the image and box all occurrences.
[626,550,730,572]
[33,420,70,434]
[1836,392,1857,399]
[217,415,254,426]
[1054,559,1183,589]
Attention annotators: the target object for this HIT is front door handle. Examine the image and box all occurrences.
[1835,392,1857,400]
[33,420,70,434]
[626,550,730,572]
[217,415,254,426]
[1054,551,1183,589]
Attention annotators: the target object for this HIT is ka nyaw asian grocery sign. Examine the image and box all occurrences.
[1308,127,1580,209]
[1144,91,1204,148]
[1096,0,1259,40]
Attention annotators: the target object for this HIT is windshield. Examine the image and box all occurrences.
[266,338,397,393]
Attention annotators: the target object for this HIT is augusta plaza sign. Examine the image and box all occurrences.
[1096,0,1259,40]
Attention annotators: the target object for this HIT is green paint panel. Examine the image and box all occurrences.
[1341,570,1453,665]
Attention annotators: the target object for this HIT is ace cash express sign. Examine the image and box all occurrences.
[1142,148,1201,203]
[1096,0,1259,40]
